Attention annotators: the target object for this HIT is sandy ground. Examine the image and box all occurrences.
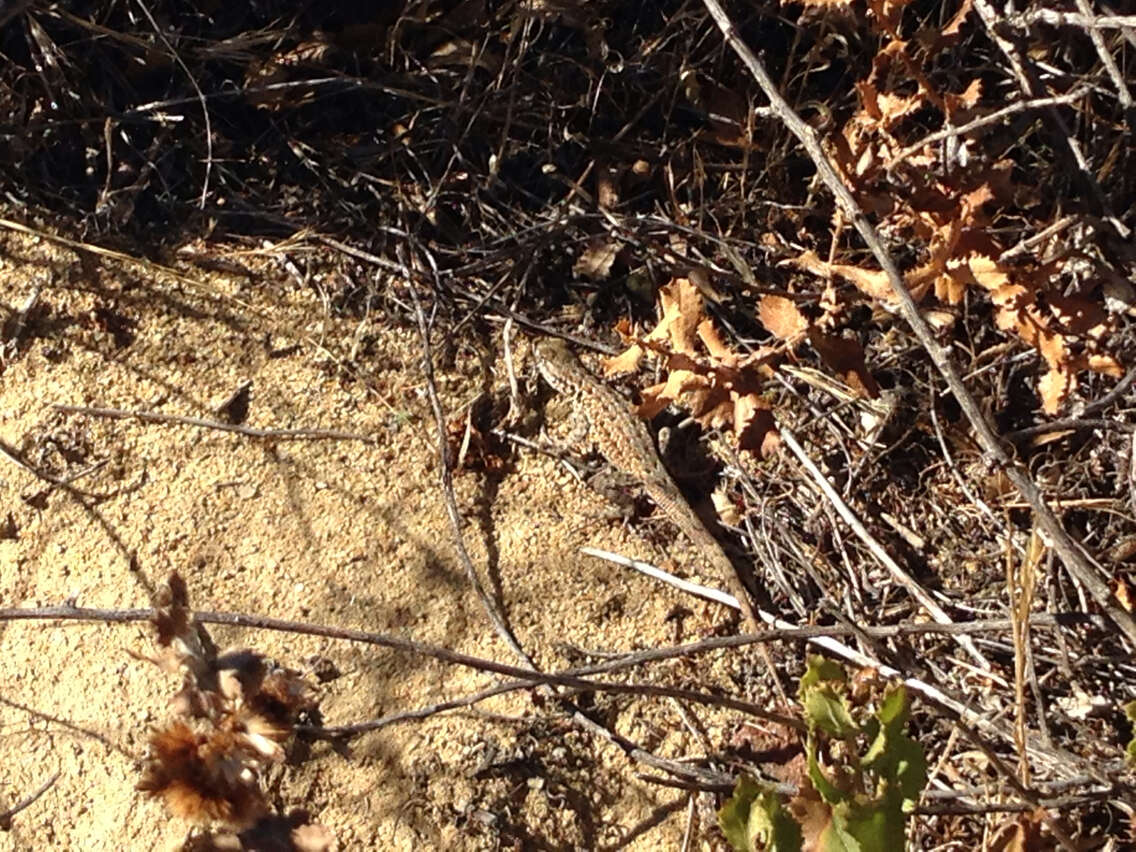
[0,227,767,849]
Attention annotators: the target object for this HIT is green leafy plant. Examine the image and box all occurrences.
[719,657,928,851]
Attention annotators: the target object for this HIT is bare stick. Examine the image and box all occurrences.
[1071,0,1132,107]
[2,599,1115,784]
[580,546,739,608]
[0,772,59,830]
[780,427,992,670]
[404,270,536,669]
[889,89,1089,168]
[0,603,792,726]
[699,0,1136,649]
[579,547,1100,637]
[52,403,375,443]
[1017,10,1136,29]
[580,546,1111,781]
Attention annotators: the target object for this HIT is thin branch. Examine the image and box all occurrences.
[1004,417,1135,443]
[972,0,1129,239]
[0,772,59,830]
[889,89,1089,168]
[1016,9,1136,32]
[1071,0,1132,107]
[132,0,213,207]
[403,254,536,669]
[0,603,794,726]
[780,427,992,670]
[51,404,375,443]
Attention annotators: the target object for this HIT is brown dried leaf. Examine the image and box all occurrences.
[697,319,734,361]
[947,252,1011,292]
[253,668,318,727]
[1085,353,1124,378]
[934,271,967,304]
[1115,577,1135,613]
[876,91,923,127]
[945,79,983,115]
[215,649,267,702]
[1047,293,1109,338]
[154,572,191,647]
[733,395,780,457]
[807,330,880,399]
[867,0,916,30]
[788,785,834,850]
[921,307,958,331]
[601,344,644,376]
[1038,366,1073,415]
[941,0,974,37]
[759,295,809,341]
[596,163,620,210]
[788,250,895,302]
[636,383,671,420]
[690,392,734,431]
[647,278,705,354]
[988,810,1048,851]
[572,238,620,281]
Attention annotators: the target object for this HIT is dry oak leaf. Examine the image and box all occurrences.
[1047,292,1109,338]
[932,269,967,305]
[573,238,620,281]
[807,329,881,399]
[1035,344,1122,415]
[988,809,1049,852]
[945,78,983,116]
[789,0,855,8]
[759,294,809,341]
[867,0,918,30]
[638,359,779,458]
[1038,367,1074,415]
[601,343,645,376]
[697,318,733,361]
[949,252,1011,292]
[645,277,706,354]
[733,394,780,457]
[874,90,925,130]
[941,0,975,38]
[787,250,896,303]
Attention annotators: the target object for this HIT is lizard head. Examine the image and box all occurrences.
[533,337,579,392]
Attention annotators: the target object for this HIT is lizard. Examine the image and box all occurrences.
[533,337,763,635]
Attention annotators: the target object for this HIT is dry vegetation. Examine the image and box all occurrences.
[1,0,1135,848]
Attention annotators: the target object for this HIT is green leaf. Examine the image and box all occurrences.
[875,685,910,730]
[719,777,804,852]
[749,791,804,852]
[803,683,859,738]
[807,737,848,806]
[839,792,906,852]
[799,656,847,699]
[719,776,764,851]
[862,687,927,804]
[814,801,862,852]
